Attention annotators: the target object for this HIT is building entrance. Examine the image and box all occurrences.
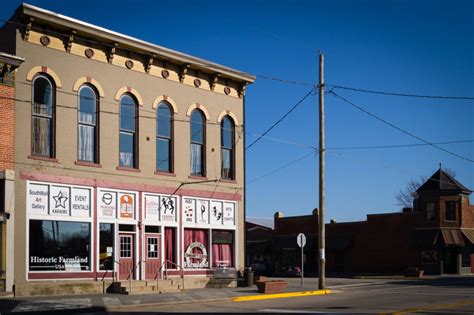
[118,233,135,280]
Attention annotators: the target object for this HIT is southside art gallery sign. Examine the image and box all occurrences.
[28,182,92,218]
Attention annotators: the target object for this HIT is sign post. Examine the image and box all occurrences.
[297,233,306,287]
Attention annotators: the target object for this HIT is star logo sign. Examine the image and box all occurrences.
[53,191,68,208]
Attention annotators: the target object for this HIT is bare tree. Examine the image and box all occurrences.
[395,168,456,208]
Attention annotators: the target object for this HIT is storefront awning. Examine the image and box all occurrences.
[441,229,465,246]
[414,229,439,248]
[461,229,474,245]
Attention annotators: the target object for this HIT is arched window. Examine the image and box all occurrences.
[78,85,98,163]
[119,94,138,168]
[156,102,173,172]
[221,116,235,179]
[32,75,54,157]
[190,109,205,176]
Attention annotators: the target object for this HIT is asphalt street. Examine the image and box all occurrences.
[0,276,473,314]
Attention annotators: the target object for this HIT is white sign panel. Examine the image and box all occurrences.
[49,185,70,216]
[160,196,177,222]
[71,187,91,217]
[196,199,209,224]
[27,183,49,215]
[223,202,235,226]
[98,190,117,219]
[210,201,223,225]
[145,194,160,221]
[183,198,195,224]
[297,233,307,248]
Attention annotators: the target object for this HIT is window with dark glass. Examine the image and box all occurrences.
[29,220,90,271]
[99,223,114,270]
[190,110,205,176]
[78,85,98,163]
[221,116,235,179]
[32,75,54,157]
[119,94,138,168]
[147,237,159,258]
[156,103,172,172]
[426,202,435,221]
[445,201,456,221]
[120,235,132,258]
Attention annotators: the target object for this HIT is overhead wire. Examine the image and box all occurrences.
[328,90,474,163]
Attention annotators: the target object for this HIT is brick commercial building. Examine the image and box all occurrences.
[268,169,474,276]
[0,52,24,292]
[0,4,254,295]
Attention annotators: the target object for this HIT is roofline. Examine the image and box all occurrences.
[18,3,255,83]
[0,52,25,67]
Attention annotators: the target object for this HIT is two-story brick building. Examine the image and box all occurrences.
[268,168,474,276]
[0,4,254,295]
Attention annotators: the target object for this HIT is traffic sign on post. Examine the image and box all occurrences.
[296,233,306,287]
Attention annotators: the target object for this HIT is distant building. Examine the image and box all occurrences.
[0,4,254,295]
[266,168,473,275]
[246,221,272,273]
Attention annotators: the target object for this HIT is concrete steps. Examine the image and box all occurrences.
[111,279,183,295]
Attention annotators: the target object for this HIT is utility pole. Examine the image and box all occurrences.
[318,52,326,290]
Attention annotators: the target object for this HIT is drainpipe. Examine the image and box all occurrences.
[243,94,247,268]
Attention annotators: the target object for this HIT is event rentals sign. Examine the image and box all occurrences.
[28,182,92,218]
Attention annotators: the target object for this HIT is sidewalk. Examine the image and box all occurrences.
[0,280,337,314]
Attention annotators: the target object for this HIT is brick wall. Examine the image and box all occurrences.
[0,83,15,170]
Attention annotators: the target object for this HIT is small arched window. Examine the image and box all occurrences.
[221,116,235,179]
[190,109,205,176]
[119,94,138,168]
[32,75,55,157]
[78,85,98,163]
[156,102,173,172]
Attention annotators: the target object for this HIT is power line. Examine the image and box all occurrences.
[245,88,315,151]
[329,91,474,163]
[326,140,474,151]
[247,150,316,184]
[328,85,474,101]
[255,74,315,87]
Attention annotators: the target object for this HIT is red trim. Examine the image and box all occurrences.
[75,161,102,168]
[116,166,141,173]
[154,171,176,177]
[96,271,114,279]
[166,270,214,276]
[138,192,143,279]
[27,155,59,163]
[188,175,208,180]
[219,179,237,184]
[20,170,242,201]
[127,86,132,92]
[28,272,95,279]
[86,76,92,83]
[93,187,98,281]
[41,66,47,73]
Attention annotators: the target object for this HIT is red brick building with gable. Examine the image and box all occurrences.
[268,168,474,275]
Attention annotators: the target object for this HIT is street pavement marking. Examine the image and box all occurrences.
[12,298,92,312]
[388,299,474,315]
[232,290,332,302]
[259,309,324,313]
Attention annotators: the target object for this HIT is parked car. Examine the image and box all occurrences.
[280,265,301,277]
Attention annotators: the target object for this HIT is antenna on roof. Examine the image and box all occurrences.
[439,162,442,170]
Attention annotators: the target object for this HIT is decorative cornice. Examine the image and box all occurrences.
[23,17,34,41]
[238,82,248,98]
[145,55,155,74]
[107,42,118,64]
[210,73,220,91]
[65,29,76,53]
[179,63,191,83]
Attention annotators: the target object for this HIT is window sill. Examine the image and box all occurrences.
[75,161,102,168]
[188,175,208,180]
[154,171,176,177]
[219,179,237,184]
[27,155,59,163]
[116,166,141,173]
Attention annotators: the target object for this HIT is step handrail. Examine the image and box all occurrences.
[114,259,146,293]
[156,259,185,292]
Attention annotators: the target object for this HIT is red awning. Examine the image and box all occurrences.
[461,229,474,245]
[441,229,465,246]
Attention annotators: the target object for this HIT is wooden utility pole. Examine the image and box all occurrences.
[318,53,326,290]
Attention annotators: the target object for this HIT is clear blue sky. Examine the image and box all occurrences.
[2,0,473,223]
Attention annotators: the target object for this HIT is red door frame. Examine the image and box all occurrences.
[144,233,161,280]
[118,233,135,280]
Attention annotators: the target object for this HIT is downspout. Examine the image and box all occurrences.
[243,93,247,268]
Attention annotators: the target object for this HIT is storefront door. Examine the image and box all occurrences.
[144,234,161,279]
[119,234,135,280]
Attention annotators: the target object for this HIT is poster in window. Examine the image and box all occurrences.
[49,185,71,216]
[210,201,223,225]
[223,202,235,226]
[71,187,91,217]
[98,190,117,218]
[145,194,160,221]
[196,199,209,224]
[160,196,177,222]
[27,183,49,215]
[119,193,135,219]
[183,198,195,224]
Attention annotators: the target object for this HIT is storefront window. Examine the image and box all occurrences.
[184,229,209,269]
[212,230,233,267]
[164,227,176,269]
[99,223,114,270]
[29,220,90,271]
